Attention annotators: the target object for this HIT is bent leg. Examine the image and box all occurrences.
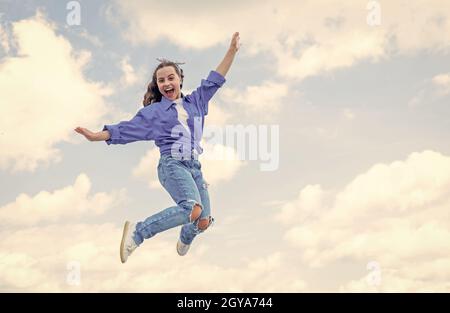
[133,157,203,245]
[179,161,212,245]
[134,200,202,245]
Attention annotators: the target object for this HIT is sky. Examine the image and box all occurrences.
[0,0,450,292]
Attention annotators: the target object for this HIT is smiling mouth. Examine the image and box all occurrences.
[165,87,175,97]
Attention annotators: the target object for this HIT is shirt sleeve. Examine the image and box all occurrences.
[187,70,226,116]
[103,109,155,145]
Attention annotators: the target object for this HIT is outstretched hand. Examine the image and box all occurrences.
[74,127,98,141]
[230,32,240,53]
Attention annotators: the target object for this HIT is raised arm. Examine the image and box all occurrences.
[215,32,240,77]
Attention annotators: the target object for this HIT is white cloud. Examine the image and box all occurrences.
[408,72,450,107]
[63,25,104,48]
[107,0,450,81]
[131,147,161,189]
[0,253,51,289]
[0,12,112,172]
[432,73,450,86]
[275,184,327,225]
[205,100,231,127]
[432,73,450,95]
[119,56,140,87]
[0,223,307,292]
[77,28,103,47]
[278,150,450,291]
[200,142,247,183]
[220,81,288,117]
[0,173,127,227]
[105,0,237,49]
[273,29,386,80]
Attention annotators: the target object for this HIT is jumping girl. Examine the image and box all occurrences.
[75,32,240,263]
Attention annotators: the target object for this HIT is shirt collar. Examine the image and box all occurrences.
[160,95,185,111]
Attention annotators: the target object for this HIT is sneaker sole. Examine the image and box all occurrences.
[120,221,130,263]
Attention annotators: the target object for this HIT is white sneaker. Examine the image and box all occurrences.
[120,221,137,263]
[176,239,190,256]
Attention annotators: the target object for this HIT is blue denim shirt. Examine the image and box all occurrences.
[103,70,226,157]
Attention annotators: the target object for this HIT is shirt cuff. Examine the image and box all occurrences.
[103,124,118,145]
[207,70,226,86]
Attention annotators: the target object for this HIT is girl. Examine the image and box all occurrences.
[75,32,240,263]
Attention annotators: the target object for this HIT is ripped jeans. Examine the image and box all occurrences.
[133,154,212,246]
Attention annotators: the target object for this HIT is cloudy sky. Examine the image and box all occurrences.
[1,0,450,292]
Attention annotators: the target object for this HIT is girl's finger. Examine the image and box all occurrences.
[234,37,240,50]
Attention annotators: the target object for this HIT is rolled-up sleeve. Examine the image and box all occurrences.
[103,109,155,145]
[189,70,226,116]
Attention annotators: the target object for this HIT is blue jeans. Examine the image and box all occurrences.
[133,154,211,246]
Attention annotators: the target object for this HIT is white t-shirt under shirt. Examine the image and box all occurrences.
[174,98,190,134]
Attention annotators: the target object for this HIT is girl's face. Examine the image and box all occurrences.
[156,66,181,101]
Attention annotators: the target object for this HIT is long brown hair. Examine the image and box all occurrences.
[142,60,184,107]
